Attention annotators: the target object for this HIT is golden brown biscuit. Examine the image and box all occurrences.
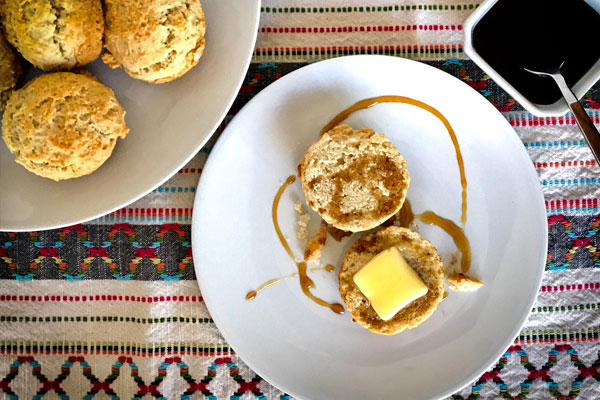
[0,0,103,71]
[339,226,444,335]
[299,125,410,232]
[0,32,20,112]
[2,72,129,180]
[103,0,206,83]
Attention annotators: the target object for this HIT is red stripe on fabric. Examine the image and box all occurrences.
[0,295,203,303]
[540,282,600,293]
[535,160,597,169]
[545,199,599,211]
[102,208,194,218]
[254,44,463,52]
[514,336,599,344]
[0,349,234,357]
[260,24,462,34]
[177,168,203,174]
[508,114,600,126]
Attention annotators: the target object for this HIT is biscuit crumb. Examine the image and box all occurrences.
[304,220,327,263]
[295,201,311,240]
[101,51,120,69]
[448,273,483,292]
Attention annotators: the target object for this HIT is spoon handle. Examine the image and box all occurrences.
[550,73,600,164]
[568,101,600,164]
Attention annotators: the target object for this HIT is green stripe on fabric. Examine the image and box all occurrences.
[260,4,480,13]
[520,327,600,336]
[0,316,214,324]
[252,46,464,62]
[531,303,600,313]
[0,340,230,354]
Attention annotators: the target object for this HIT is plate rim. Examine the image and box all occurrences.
[0,0,261,232]
[192,54,548,400]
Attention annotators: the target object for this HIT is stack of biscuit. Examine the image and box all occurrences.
[0,0,206,180]
[299,124,445,335]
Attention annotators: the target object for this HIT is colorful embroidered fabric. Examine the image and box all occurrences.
[1,1,599,399]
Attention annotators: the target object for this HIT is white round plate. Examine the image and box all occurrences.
[192,55,547,400]
[0,0,260,231]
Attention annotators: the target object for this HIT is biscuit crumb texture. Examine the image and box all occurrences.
[295,201,310,241]
[339,226,444,335]
[0,0,103,70]
[304,220,327,263]
[103,0,206,83]
[448,273,483,292]
[299,125,410,232]
[2,72,129,181]
[0,33,21,112]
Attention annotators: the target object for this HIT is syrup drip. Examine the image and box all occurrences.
[269,176,344,314]
[397,200,472,274]
[321,95,467,227]
[245,265,334,300]
[397,199,415,228]
[325,224,352,241]
[418,211,471,274]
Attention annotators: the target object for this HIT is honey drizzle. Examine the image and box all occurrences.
[397,199,415,228]
[398,200,472,274]
[270,176,344,314]
[325,224,352,241]
[418,211,471,273]
[272,176,298,261]
[245,265,334,300]
[321,95,467,227]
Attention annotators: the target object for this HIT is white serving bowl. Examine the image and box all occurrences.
[464,0,600,116]
[0,0,261,231]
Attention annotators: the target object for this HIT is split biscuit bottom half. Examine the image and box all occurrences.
[339,226,445,335]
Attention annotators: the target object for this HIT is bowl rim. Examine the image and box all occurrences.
[463,0,600,117]
[0,0,262,232]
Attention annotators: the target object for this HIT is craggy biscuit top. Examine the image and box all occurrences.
[1,72,129,181]
[0,0,103,70]
[103,0,206,83]
[0,33,21,111]
[299,125,410,232]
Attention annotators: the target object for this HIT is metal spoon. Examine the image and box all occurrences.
[523,63,600,164]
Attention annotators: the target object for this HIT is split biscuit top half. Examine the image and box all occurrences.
[298,124,410,232]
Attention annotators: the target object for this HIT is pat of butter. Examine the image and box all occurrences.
[353,247,428,321]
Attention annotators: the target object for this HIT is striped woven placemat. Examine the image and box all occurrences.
[1,1,599,399]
